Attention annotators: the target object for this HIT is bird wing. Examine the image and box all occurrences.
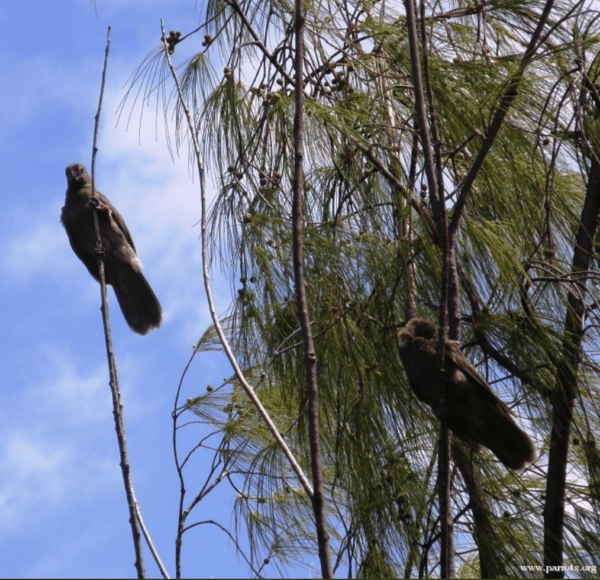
[92,191,137,253]
[62,217,103,282]
[444,339,512,414]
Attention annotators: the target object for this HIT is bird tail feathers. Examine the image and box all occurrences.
[111,269,162,335]
[475,410,535,470]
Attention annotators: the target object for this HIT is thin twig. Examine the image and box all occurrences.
[181,519,263,577]
[132,489,170,579]
[223,0,295,86]
[173,348,196,579]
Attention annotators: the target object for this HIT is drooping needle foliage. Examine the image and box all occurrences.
[122,0,600,577]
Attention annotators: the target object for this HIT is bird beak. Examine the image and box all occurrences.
[397,333,409,351]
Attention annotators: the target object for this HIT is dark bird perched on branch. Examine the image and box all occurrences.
[397,318,535,470]
[61,163,162,335]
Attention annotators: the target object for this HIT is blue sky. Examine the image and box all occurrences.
[0,1,293,577]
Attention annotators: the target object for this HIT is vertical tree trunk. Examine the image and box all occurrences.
[543,155,600,578]
[291,0,332,576]
[453,442,498,579]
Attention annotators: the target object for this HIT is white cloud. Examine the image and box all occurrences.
[1,204,71,283]
[0,427,117,537]
[0,55,98,137]
[0,433,70,527]
[31,345,112,423]
[0,342,159,539]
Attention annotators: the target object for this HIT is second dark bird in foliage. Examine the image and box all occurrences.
[397,318,535,470]
[61,163,162,335]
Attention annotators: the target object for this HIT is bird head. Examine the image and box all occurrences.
[65,163,90,187]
